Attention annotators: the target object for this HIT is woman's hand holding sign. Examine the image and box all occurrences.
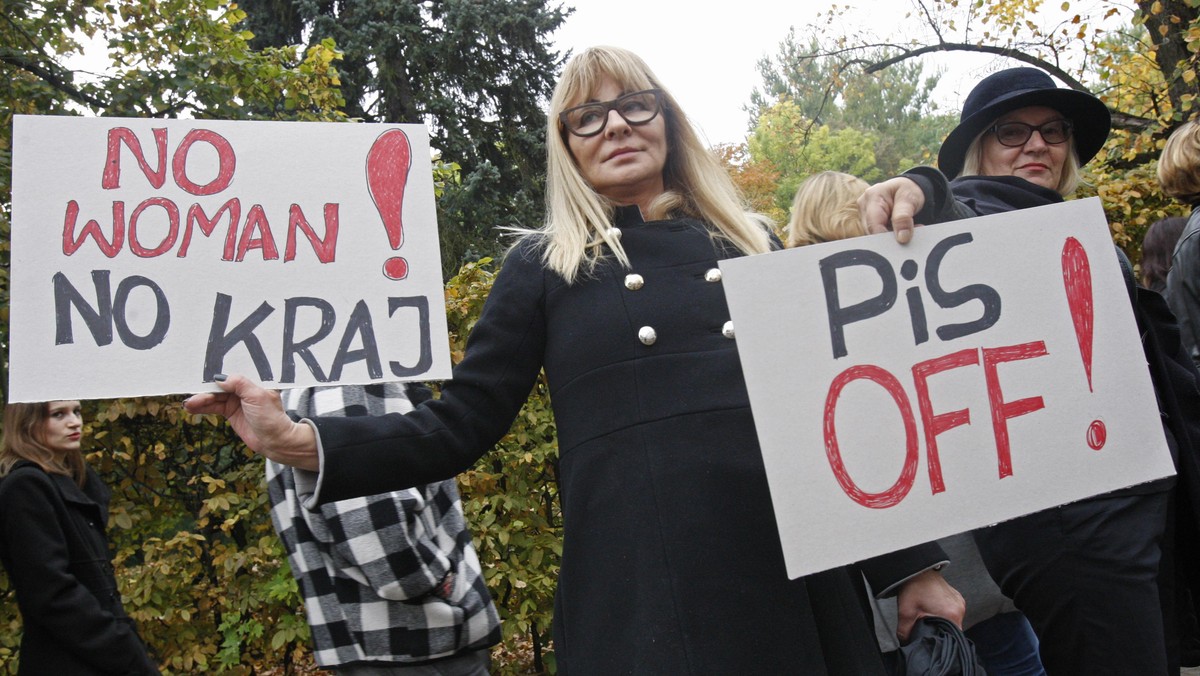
[184,374,319,471]
[858,176,926,244]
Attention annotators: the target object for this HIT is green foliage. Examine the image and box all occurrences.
[748,100,882,213]
[749,30,956,180]
[744,30,956,222]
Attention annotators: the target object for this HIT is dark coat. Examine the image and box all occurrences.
[0,461,157,675]
[311,207,944,674]
[1166,206,1200,368]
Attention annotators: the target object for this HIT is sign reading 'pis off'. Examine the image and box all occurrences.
[721,199,1175,578]
[10,116,451,402]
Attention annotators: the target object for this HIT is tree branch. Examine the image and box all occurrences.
[0,51,108,109]
[860,42,1158,133]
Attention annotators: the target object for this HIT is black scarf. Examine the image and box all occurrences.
[949,175,1063,216]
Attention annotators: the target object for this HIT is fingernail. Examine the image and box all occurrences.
[213,374,228,382]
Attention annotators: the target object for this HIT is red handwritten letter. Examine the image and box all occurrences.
[101,127,168,190]
[824,364,920,509]
[912,348,981,494]
[982,341,1049,479]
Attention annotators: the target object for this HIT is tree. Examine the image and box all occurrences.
[747,100,882,214]
[779,0,1200,259]
[237,0,570,275]
[749,29,957,179]
[714,143,787,229]
[1,4,566,670]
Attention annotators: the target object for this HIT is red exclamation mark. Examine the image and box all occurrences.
[366,129,412,280]
[1061,237,1106,450]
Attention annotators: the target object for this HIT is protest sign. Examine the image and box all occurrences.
[10,116,451,402]
[720,198,1175,578]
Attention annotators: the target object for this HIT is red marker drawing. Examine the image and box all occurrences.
[366,129,412,280]
[1061,236,1105,449]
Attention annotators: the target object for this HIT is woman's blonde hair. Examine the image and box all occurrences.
[1158,120,1200,205]
[786,171,870,247]
[0,402,87,486]
[531,46,771,282]
[960,123,1083,196]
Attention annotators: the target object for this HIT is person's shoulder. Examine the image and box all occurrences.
[494,235,557,289]
[1,461,49,483]
[503,235,547,267]
[0,463,55,503]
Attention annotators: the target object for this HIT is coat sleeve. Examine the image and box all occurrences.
[310,243,549,504]
[0,470,154,672]
[902,166,978,224]
[1167,212,1200,369]
[857,541,950,598]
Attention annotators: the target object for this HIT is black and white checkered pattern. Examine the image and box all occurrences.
[266,383,501,667]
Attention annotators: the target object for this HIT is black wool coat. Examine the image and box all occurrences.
[1166,206,1200,367]
[311,207,943,674]
[0,461,158,675]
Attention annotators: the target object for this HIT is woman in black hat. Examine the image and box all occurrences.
[859,67,1185,676]
[859,66,1111,235]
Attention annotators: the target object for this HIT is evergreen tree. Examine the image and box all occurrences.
[239,0,570,274]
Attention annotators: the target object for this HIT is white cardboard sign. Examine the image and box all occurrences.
[720,198,1175,578]
[10,116,451,402]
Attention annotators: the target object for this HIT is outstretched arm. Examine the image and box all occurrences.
[185,374,319,471]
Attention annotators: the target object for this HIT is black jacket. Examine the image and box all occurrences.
[1166,206,1200,368]
[308,208,945,674]
[0,461,157,675]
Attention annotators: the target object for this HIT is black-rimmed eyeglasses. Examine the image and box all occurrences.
[990,120,1073,147]
[560,89,664,138]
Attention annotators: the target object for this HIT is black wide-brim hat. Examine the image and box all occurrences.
[937,67,1111,179]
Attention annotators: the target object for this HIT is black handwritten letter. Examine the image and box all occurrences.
[281,297,336,383]
[112,275,170,350]
[203,293,274,381]
[387,296,433,377]
[927,233,1002,341]
[53,271,114,346]
[820,250,897,359]
[329,301,383,381]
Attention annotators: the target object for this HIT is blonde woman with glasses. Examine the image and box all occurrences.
[188,46,963,674]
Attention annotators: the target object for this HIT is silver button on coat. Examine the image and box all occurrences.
[705,268,722,283]
[624,273,645,291]
[722,321,735,339]
[638,326,657,345]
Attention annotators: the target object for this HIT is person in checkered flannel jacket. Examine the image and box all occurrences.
[267,382,500,674]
